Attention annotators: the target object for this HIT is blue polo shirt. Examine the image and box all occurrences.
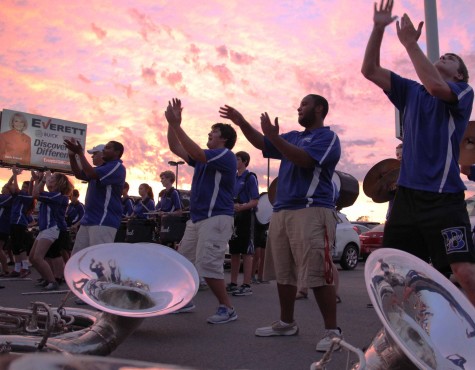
[122,197,134,217]
[133,197,155,219]
[66,201,85,226]
[234,170,259,205]
[80,159,126,228]
[386,72,474,193]
[187,148,236,222]
[10,191,33,227]
[263,126,341,211]
[37,191,68,231]
[0,195,13,234]
[156,188,182,212]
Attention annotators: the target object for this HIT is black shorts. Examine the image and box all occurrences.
[46,230,72,258]
[229,210,254,255]
[254,221,268,248]
[10,224,29,254]
[383,186,475,274]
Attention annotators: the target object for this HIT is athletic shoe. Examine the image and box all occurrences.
[19,269,31,278]
[226,283,238,294]
[232,284,252,296]
[7,271,20,278]
[255,320,299,337]
[316,327,343,352]
[35,279,48,287]
[43,281,59,291]
[172,301,195,314]
[207,305,237,324]
[251,277,259,284]
[257,279,269,284]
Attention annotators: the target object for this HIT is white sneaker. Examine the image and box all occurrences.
[316,327,343,352]
[207,305,237,324]
[255,320,299,337]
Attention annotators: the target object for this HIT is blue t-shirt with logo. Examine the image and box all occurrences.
[187,148,236,222]
[386,72,474,193]
[156,188,182,213]
[263,126,341,211]
[81,159,126,228]
[234,169,259,205]
[38,191,68,231]
[10,191,33,227]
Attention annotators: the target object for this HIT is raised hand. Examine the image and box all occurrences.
[260,112,279,139]
[165,98,183,128]
[396,13,423,48]
[11,165,22,176]
[64,138,83,155]
[219,105,245,127]
[373,0,398,28]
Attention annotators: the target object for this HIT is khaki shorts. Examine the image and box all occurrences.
[72,225,117,255]
[178,215,233,279]
[264,207,337,288]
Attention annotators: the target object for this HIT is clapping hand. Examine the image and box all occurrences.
[396,13,423,48]
[260,112,279,139]
[219,105,245,127]
[373,0,398,28]
[165,98,183,128]
[64,138,83,155]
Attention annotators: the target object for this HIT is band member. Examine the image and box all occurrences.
[220,94,342,351]
[121,182,134,218]
[131,183,155,219]
[8,167,34,278]
[64,140,126,255]
[361,0,475,306]
[166,98,238,324]
[156,170,182,216]
[30,171,73,291]
[227,151,259,297]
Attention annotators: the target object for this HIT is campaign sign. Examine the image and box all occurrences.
[0,109,87,172]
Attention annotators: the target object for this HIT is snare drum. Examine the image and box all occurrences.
[114,220,128,243]
[255,193,273,226]
[332,170,359,209]
[159,214,189,245]
[125,219,157,243]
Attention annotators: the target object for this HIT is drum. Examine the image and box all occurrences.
[125,219,157,243]
[332,170,359,210]
[255,193,273,226]
[114,220,128,243]
[159,214,189,245]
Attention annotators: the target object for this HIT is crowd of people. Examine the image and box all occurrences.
[1,0,475,357]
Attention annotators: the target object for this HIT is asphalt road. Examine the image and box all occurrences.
[0,262,382,370]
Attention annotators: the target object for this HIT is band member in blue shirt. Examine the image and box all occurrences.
[220,93,342,351]
[362,0,475,307]
[64,140,126,255]
[166,98,238,324]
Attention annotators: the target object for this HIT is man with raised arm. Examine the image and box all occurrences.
[165,98,238,324]
[361,0,475,306]
[220,94,342,352]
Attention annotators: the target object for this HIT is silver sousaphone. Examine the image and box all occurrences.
[65,242,199,317]
[312,248,475,369]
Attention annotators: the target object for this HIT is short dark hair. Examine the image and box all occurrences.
[447,53,469,83]
[212,123,237,149]
[308,94,329,119]
[72,189,79,197]
[110,141,124,158]
[160,170,176,183]
[236,151,250,167]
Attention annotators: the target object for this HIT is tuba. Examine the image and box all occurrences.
[312,248,475,369]
[0,243,199,355]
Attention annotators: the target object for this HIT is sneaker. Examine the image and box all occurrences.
[7,271,20,278]
[226,283,238,294]
[255,320,299,337]
[19,269,31,278]
[35,279,48,287]
[232,284,252,296]
[251,277,259,284]
[172,301,196,314]
[257,279,269,284]
[43,281,59,291]
[198,282,209,291]
[207,305,237,324]
[316,327,343,352]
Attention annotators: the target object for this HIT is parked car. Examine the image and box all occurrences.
[352,224,371,235]
[333,212,361,270]
[359,223,385,260]
[351,221,381,230]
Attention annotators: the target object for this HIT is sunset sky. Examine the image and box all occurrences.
[1,0,475,222]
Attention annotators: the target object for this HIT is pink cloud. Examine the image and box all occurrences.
[216,45,228,58]
[142,66,157,85]
[78,74,91,84]
[91,23,107,40]
[205,63,233,85]
[230,50,255,65]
